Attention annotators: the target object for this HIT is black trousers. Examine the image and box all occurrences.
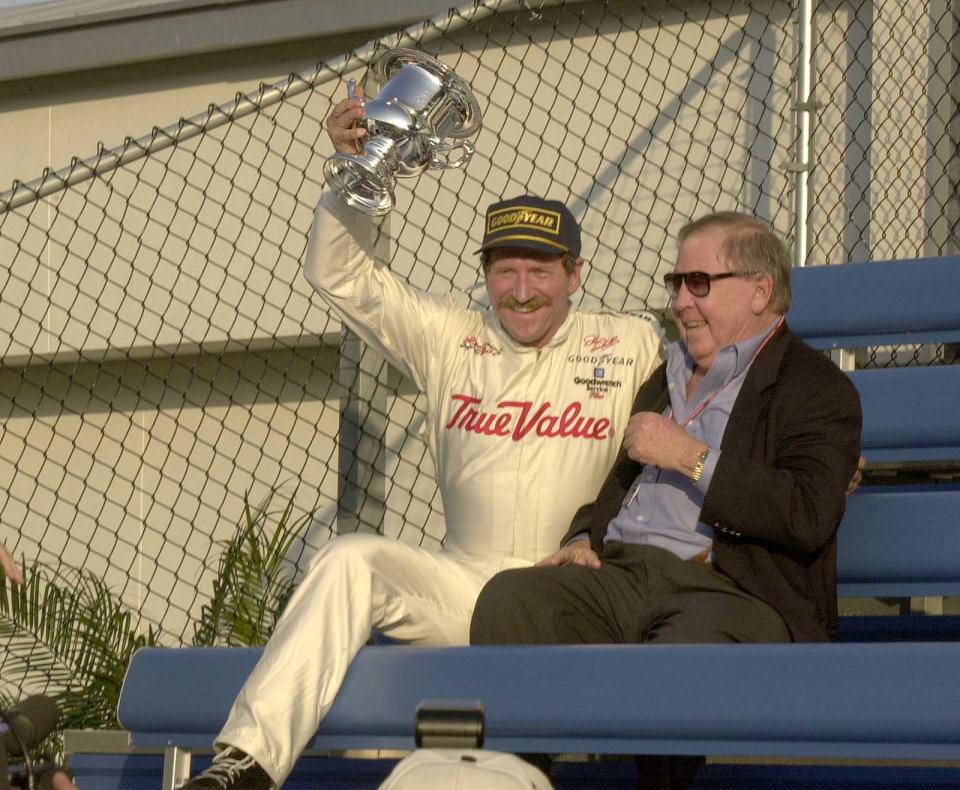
[471,543,791,790]
[471,542,790,645]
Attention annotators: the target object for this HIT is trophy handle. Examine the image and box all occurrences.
[429,139,475,170]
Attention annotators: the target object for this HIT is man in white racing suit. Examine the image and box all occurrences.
[184,90,662,790]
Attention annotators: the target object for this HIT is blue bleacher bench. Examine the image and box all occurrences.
[116,255,960,788]
[119,642,960,754]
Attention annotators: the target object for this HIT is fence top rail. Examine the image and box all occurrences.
[0,0,506,215]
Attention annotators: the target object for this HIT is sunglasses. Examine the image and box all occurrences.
[662,270,760,298]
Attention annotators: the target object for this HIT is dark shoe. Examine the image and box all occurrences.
[183,748,272,789]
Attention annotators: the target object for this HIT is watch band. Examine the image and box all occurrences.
[690,447,711,483]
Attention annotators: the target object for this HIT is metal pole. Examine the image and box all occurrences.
[793,0,815,267]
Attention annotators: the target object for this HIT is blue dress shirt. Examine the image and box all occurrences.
[604,318,782,560]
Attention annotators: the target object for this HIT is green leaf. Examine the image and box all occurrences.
[0,562,157,748]
[192,487,314,647]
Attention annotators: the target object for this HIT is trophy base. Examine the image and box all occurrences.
[324,148,397,217]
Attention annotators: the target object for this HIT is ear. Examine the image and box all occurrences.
[567,257,584,295]
[750,273,774,314]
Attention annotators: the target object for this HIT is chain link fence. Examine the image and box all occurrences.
[0,0,956,705]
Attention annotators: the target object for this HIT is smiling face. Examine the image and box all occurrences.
[670,224,776,371]
[484,247,583,348]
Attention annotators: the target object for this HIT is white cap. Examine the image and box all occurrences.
[378,748,553,790]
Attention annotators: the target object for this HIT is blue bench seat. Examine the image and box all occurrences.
[119,642,960,759]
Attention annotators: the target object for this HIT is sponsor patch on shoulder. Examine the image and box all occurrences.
[460,335,503,356]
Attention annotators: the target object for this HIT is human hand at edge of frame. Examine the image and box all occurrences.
[46,766,80,790]
[52,772,80,790]
[846,455,866,496]
[325,81,367,155]
[0,540,24,585]
[536,539,601,569]
[27,763,80,790]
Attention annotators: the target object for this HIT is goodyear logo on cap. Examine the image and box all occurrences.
[487,207,562,237]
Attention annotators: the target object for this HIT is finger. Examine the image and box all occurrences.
[326,106,367,156]
[0,549,24,585]
[575,553,601,570]
[625,443,645,463]
[327,102,365,132]
[329,126,367,149]
[545,547,582,567]
[348,79,365,100]
[536,553,561,567]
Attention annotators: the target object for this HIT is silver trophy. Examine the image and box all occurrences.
[324,48,482,216]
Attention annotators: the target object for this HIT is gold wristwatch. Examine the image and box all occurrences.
[690,447,711,483]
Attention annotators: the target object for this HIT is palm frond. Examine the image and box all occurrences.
[0,485,313,746]
[0,563,156,730]
[193,488,314,647]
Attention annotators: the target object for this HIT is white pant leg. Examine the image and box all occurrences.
[215,533,523,787]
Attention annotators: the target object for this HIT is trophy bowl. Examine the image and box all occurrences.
[323,48,483,216]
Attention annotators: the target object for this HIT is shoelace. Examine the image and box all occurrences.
[202,750,258,788]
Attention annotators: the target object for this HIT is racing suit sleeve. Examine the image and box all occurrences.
[303,191,460,391]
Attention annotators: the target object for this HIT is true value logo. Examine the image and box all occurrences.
[445,394,612,440]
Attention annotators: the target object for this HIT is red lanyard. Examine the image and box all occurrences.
[669,315,785,428]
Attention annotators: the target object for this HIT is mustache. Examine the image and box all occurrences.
[498,296,551,311]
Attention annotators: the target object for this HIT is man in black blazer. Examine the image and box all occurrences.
[470,212,862,788]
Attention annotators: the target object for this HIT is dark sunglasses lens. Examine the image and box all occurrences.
[665,272,711,297]
[686,272,710,296]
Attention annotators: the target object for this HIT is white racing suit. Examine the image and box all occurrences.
[216,192,662,786]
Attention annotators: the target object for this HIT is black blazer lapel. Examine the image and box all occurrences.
[718,323,792,458]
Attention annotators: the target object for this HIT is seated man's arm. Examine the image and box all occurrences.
[702,371,862,554]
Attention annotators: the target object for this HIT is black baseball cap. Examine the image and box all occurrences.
[476,195,581,258]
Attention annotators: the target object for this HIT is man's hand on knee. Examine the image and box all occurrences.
[536,539,601,569]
